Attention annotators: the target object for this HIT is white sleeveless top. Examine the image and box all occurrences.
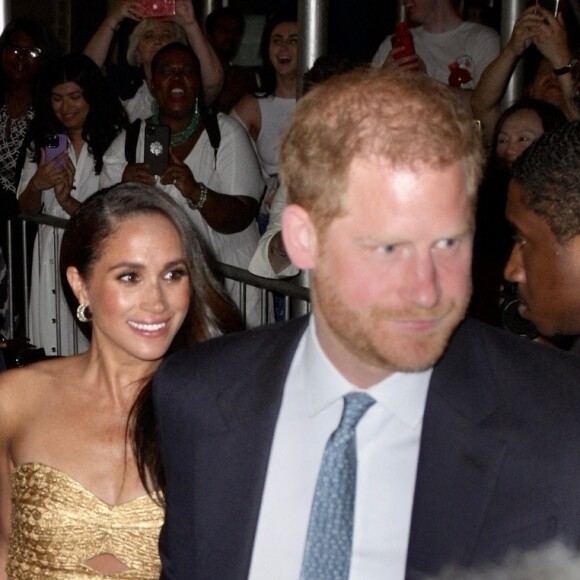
[256,95,296,176]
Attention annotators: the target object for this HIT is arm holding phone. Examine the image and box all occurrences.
[83,0,145,68]
[18,151,77,216]
[472,5,575,145]
[471,7,543,144]
[530,6,577,119]
[169,0,223,105]
[84,0,223,107]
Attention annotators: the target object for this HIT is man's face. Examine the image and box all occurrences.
[310,158,474,387]
[208,15,243,63]
[504,180,580,336]
[405,0,441,25]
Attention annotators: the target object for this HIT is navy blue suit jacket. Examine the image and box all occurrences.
[153,317,580,579]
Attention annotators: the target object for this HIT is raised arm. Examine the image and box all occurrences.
[531,7,576,120]
[171,0,224,105]
[83,0,145,68]
[471,7,542,144]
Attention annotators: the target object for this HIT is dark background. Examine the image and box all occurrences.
[9,0,505,64]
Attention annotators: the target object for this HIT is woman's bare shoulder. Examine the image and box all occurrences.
[0,357,78,414]
[232,94,261,139]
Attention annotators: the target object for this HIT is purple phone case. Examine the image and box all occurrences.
[44,134,68,168]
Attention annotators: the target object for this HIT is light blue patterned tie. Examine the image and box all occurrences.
[300,392,376,580]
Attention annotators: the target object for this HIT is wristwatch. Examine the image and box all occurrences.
[553,59,577,76]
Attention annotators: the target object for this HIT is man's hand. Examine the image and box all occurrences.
[122,163,156,185]
[506,7,544,58]
[532,6,571,68]
[382,45,425,73]
[170,0,197,27]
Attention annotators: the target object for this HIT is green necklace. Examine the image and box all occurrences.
[152,110,200,146]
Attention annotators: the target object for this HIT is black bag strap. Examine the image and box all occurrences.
[124,118,142,164]
[202,112,221,168]
[124,116,220,167]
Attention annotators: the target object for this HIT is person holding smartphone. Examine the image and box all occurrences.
[17,54,127,356]
[84,0,223,122]
[101,43,265,327]
[471,4,577,146]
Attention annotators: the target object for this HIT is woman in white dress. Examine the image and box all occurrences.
[233,5,298,230]
[101,43,265,326]
[17,54,127,356]
[83,0,223,122]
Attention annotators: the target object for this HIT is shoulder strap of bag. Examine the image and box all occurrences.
[124,118,142,164]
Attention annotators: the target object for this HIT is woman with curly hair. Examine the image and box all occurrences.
[17,53,127,356]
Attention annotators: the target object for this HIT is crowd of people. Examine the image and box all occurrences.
[0,0,579,577]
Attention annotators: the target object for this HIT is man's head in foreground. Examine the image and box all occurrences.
[505,121,580,337]
[280,68,484,387]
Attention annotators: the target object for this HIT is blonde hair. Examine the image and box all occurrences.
[126,19,187,67]
[280,67,484,229]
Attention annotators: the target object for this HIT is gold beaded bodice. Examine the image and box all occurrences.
[8,463,163,579]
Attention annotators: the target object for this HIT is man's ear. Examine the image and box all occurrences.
[66,266,89,307]
[281,204,318,270]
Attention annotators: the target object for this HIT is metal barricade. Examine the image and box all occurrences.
[4,214,310,354]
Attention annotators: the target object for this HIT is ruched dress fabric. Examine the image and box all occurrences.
[7,463,163,579]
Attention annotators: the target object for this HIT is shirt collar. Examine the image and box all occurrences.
[301,319,432,429]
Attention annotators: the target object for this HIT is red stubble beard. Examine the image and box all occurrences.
[312,271,471,376]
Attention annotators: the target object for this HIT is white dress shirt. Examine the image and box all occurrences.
[248,320,432,580]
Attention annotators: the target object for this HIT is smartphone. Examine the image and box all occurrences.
[535,0,559,16]
[141,0,176,18]
[144,124,170,176]
[43,133,68,168]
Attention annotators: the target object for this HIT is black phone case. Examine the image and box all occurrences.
[144,124,170,176]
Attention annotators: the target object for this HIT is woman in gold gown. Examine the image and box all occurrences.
[0,183,240,578]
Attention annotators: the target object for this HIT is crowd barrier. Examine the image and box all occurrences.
[3,214,310,355]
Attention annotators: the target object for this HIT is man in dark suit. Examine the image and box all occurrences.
[153,69,580,579]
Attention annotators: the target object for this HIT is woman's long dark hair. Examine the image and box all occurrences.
[256,3,298,98]
[60,183,242,499]
[30,54,127,174]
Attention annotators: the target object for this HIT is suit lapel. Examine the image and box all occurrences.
[406,320,512,579]
[194,317,309,579]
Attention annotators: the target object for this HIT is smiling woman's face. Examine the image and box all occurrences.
[268,21,298,78]
[151,48,199,119]
[496,109,544,167]
[72,213,191,364]
[51,81,90,133]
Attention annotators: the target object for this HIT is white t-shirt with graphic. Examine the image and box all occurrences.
[372,21,499,89]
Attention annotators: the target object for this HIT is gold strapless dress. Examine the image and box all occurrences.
[8,463,163,579]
